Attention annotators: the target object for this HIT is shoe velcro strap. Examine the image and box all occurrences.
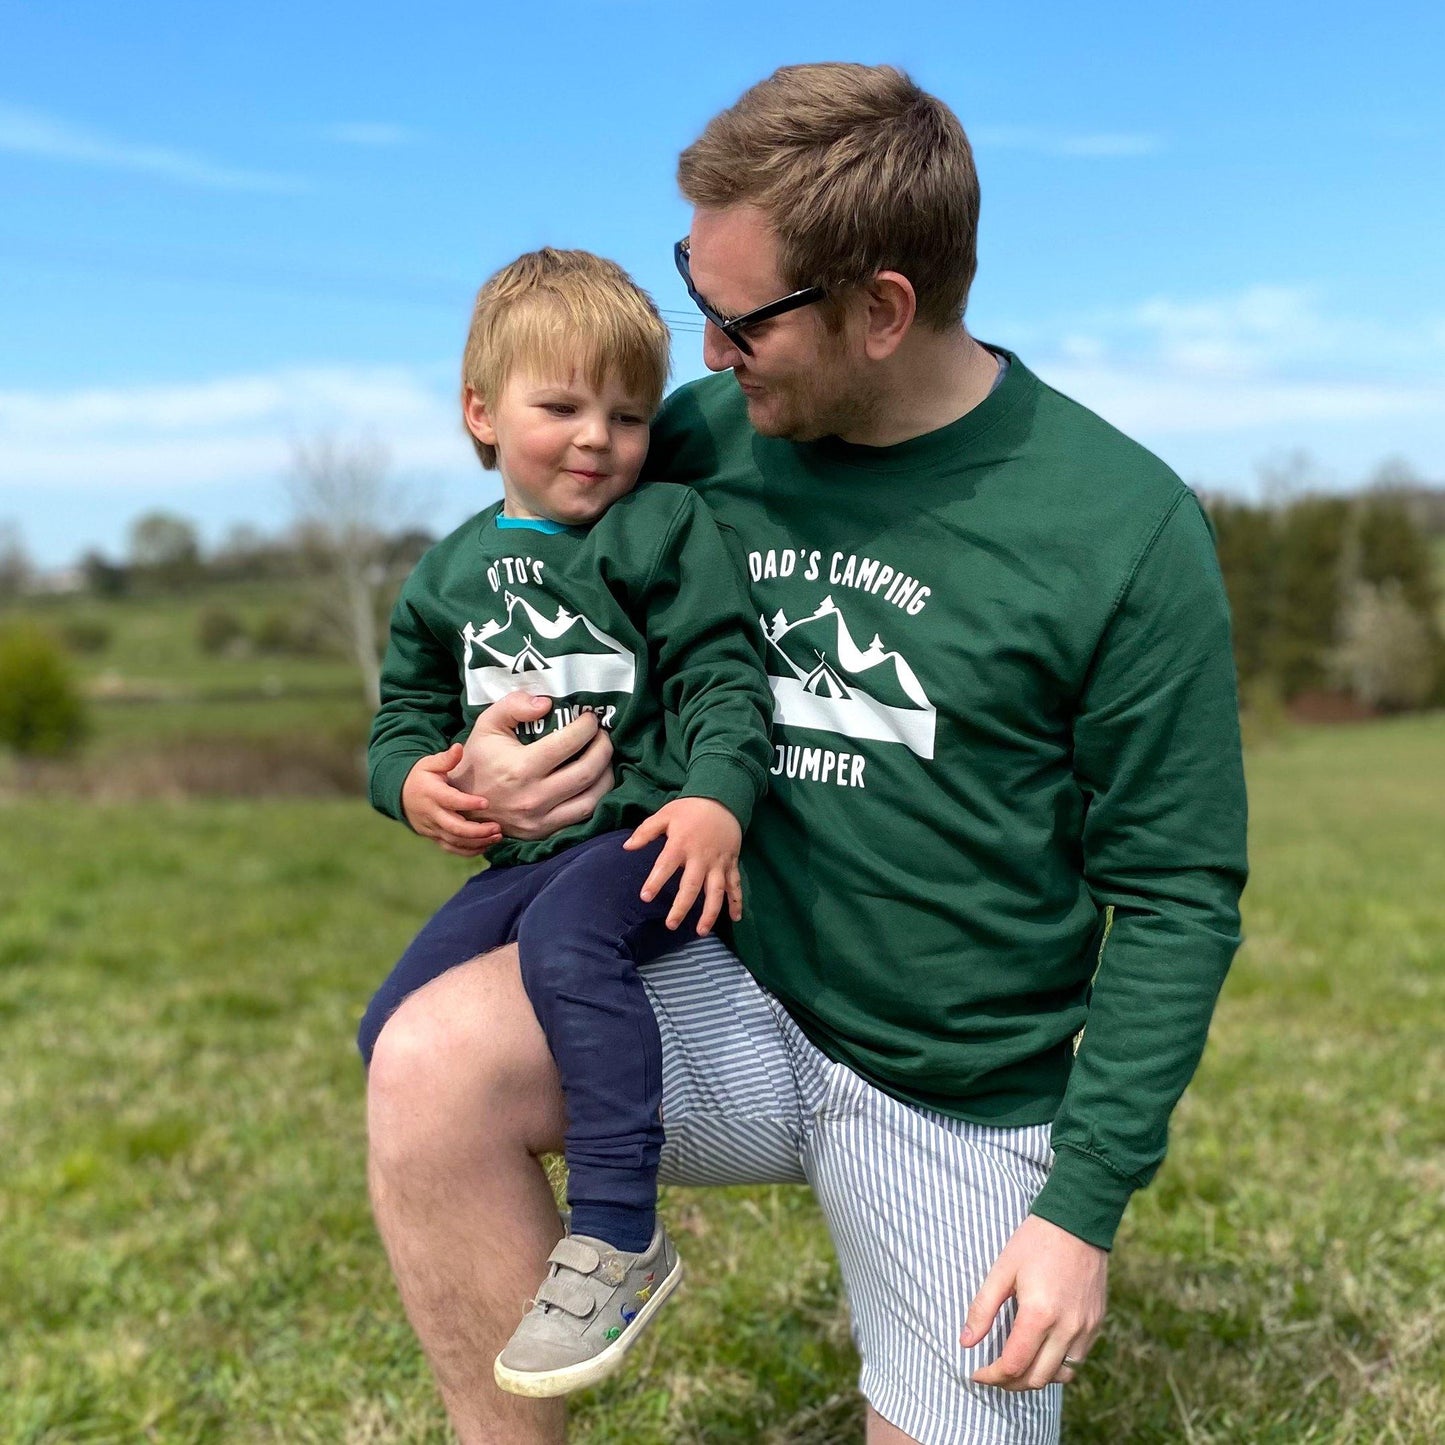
[547,1237,602,1274]
[535,1275,598,1319]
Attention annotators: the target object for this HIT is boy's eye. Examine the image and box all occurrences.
[543,403,576,416]
[614,413,646,426]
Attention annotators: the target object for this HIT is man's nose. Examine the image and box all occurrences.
[702,320,744,373]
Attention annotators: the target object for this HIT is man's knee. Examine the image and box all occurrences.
[367,949,564,1163]
[367,985,465,1112]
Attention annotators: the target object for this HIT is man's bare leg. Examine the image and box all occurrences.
[367,944,568,1444]
[866,1405,922,1443]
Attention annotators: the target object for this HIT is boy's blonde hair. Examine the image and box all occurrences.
[461,248,671,470]
[678,64,980,330]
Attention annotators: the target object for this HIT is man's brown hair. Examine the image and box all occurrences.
[461,248,670,469]
[678,63,980,330]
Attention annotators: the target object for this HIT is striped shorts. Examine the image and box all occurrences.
[643,938,1062,1445]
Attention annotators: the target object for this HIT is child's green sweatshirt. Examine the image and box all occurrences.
[643,357,1249,1249]
[368,484,772,869]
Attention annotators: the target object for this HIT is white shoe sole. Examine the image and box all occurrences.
[493,1259,684,1399]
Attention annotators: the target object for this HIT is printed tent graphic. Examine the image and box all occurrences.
[762,596,937,759]
[510,637,549,673]
[802,653,851,699]
[461,594,637,706]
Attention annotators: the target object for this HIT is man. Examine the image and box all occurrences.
[365,63,1248,1445]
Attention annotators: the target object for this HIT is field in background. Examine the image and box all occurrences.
[3,717,1443,1442]
[3,586,372,798]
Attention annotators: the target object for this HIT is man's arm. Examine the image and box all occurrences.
[966,490,1248,1387]
[1038,490,1247,1243]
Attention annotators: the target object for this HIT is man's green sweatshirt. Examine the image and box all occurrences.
[368,484,772,868]
[644,356,1249,1249]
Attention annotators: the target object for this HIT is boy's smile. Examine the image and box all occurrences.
[465,368,652,526]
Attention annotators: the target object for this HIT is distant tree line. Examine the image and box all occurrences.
[60,510,435,601]
[3,450,1443,768]
[1207,481,1444,712]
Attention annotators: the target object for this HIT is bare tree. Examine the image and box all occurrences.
[287,436,404,709]
[1256,449,1320,509]
[1332,580,1436,711]
[0,521,33,601]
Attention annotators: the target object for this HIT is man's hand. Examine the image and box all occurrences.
[450,691,614,841]
[401,746,504,858]
[961,1214,1108,1390]
[623,798,743,935]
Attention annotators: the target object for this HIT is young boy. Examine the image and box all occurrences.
[358,249,772,1397]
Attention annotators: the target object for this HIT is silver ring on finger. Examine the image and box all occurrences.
[1062,1355,1085,1369]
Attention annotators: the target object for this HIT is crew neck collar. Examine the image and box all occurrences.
[795,347,1032,474]
[494,513,584,535]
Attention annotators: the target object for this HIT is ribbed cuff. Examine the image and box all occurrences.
[679,753,762,832]
[1029,1145,1136,1251]
[368,748,429,825]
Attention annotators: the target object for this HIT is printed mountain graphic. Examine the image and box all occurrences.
[460,593,636,706]
[762,596,936,758]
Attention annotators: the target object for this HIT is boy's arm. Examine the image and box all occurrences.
[634,490,773,831]
[368,581,468,825]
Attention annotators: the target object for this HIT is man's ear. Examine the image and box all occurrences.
[464,387,497,446]
[861,272,917,361]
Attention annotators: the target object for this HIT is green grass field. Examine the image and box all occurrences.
[5,585,372,762]
[4,717,1443,1442]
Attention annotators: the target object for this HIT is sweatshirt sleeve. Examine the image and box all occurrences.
[1029,491,1248,1249]
[636,491,773,830]
[367,574,465,825]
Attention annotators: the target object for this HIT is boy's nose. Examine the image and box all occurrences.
[575,413,610,449]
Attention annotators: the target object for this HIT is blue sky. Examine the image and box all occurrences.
[2,0,1442,567]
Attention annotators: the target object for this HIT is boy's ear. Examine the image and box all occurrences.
[464,387,497,446]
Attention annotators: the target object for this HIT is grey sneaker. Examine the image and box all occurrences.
[493,1225,682,1398]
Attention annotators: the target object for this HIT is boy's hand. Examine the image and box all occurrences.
[624,798,742,936]
[401,745,504,858]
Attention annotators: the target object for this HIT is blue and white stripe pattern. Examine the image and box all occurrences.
[642,938,1062,1445]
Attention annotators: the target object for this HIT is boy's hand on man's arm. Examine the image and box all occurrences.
[401,746,503,857]
[624,798,743,936]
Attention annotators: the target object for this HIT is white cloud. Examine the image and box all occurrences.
[1034,361,1445,437]
[972,126,1164,158]
[1009,285,1445,482]
[6,291,1443,518]
[0,365,474,492]
[0,101,303,193]
[320,122,415,147]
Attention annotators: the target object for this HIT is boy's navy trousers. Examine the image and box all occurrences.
[358,829,700,1220]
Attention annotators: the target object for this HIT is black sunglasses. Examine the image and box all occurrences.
[674,238,826,356]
